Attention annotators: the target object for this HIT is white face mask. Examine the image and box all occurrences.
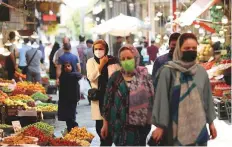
[94,50,105,58]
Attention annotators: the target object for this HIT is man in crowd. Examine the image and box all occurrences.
[113,36,123,57]
[126,35,132,44]
[147,40,159,63]
[18,38,31,70]
[77,35,87,75]
[56,41,81,85]
[86,39,94,61]
[26,42,42,83]
[152,33,181,81]
[53,37,81,73]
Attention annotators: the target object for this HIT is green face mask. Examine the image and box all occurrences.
[121,59,136,72]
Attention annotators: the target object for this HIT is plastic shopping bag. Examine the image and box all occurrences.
[79,77,91,98]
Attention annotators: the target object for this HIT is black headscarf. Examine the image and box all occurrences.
[50,42,60,61]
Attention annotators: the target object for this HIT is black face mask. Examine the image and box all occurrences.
[181,51,197,62]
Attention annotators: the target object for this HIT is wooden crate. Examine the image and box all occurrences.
[5,106,24,116]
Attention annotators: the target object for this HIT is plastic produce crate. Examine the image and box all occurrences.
[213,97,228,120]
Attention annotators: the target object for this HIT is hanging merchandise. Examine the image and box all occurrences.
[46,24,58,35]
[210,5,224,33]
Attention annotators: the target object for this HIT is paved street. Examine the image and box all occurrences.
[45,94,232,146]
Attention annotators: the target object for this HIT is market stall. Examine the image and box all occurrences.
[0,79,94,146]
[200,44,231,122]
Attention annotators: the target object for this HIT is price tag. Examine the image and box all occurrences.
[12,121,22,133]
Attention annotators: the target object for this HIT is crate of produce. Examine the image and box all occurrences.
[42,111,57,119]
[46,85,58,94]
[5,105,24,116]
[213,97,228,120]
[0,105,6,124]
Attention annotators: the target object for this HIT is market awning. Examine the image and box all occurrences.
[176,0,218,26]
[27,0,64,3]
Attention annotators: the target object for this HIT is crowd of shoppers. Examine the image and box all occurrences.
[52,33,217,146]
[0,31,218,146]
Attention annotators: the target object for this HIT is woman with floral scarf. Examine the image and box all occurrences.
[151,33,217,146]
[101,44,154,146]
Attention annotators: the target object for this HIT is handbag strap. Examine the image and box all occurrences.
[28,50,38,66]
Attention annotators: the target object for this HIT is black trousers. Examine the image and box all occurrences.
[66,119,79,132]
[96,120,113,146]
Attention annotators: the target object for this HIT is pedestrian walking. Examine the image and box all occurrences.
[77,35,87,75]
[86,39,94,61]
[18,38,31,70]
[86,39,120,146]
[49,42,60,79]
[101,44,154,146]
[58,61,82,132]
[56,42,80,85]
[25,42,42,83]
[152,33,181,82]
[147,40,159,62]
[151,33,217,146]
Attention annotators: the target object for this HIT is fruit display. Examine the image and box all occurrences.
[0,90,8,102]
[15,81,46,96]
[64,127,94,145]
[223,90,231,99]
[2,86,13,93]
[1,135,38,145]
[197,44,213,62]
[4,98,27,107]
[213,83,231,97]
[0,124,12,128]
[49,138,80,146]
[22,122,55,136]
[27,101,36,107]
[207,61,232,78]
[36,103,58,112]
[31,92,49,102]
[0,78,13,83]
[14,71,26,80]
[20,126,51,146]
[9,94,34,102]
[11,87,26,96]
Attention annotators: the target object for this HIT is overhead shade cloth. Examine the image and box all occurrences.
[92,14,151,36]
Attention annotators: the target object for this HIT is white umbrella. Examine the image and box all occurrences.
[92,14,150,36]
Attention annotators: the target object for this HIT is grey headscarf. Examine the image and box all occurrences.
[169,33,198,75]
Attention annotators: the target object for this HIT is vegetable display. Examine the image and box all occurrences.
[36,103,58,112]
[49,138,80,146]
[0,124,12,128]
[20,126,51,145]
[31,92,49,102]
[22,122,54,136]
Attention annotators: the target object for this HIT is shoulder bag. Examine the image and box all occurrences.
[22,50,38,74]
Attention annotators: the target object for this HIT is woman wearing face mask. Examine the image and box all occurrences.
[101,44,154,146]
[151,33,217,146]
[86,39,120,146]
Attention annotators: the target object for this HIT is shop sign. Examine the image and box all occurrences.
[42,14,57,22]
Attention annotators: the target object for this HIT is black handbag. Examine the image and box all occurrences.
[88,88,101,101]
[22,50,37,74]
[147,136,164,146]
